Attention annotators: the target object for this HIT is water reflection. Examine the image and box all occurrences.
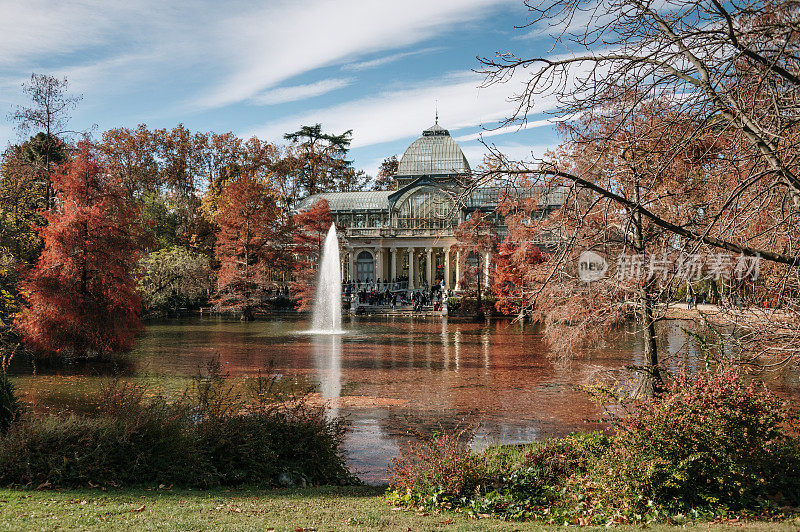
[11,315,799,485]
[312,334,342,419]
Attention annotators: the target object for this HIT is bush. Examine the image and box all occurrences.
[592,367,800,512]
[0,372,21,433]
[0,394,202,488]
[389,368,800,524]
[389,426,490,502]
[0,364,355,489]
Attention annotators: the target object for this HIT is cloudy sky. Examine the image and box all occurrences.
[0,0,567,177]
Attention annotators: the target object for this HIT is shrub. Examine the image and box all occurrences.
[592,367,800,512]
[0,364,355,489]
[389,368,800,524]
[0,402,202,488]
[0,372,21,433]
[389,426,490,503]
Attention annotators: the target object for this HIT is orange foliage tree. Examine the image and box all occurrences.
[16,143,145,358]
[213,174,287,320]
[491,237,546,318]
[290,199,334,311]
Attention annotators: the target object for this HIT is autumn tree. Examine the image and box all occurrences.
[16,143,144,358]
[373,155,399,191]
[473,0,800,383]
[290,200,334,311]
[454,211,498,319]
[213,174,287,320]
[491,236,546,318]
[0,146,49,346]
[9,74,81,140]
[99,125,159,198]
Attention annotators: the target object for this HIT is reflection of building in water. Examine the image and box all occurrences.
[296,121,567,289]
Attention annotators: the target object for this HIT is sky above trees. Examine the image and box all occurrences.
[0,0,564,176]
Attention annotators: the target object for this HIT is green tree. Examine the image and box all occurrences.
[283,124,355,195]
[138,246,212,313]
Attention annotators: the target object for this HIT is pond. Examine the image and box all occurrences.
[11,315,800,484]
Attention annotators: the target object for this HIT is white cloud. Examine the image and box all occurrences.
[0,0,173,66]
[193,0,516,110]
[342,48,443,71]
[460,142,555,167]
[242,59,580,160]
[245,70,560,149]
[455,115,572,142]
[250,78,353,106]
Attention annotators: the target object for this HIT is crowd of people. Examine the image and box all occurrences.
[344,278,450,311]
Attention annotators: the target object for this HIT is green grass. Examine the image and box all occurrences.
[0,486,797,531]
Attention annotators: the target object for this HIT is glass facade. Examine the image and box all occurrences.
[397,187,457,229]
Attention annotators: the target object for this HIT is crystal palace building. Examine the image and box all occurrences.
[296,121,566,291]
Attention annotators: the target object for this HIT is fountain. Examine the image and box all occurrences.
[310,224,344,334]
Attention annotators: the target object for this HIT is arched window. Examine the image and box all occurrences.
[356,251,374,282]
[397,187,456,229]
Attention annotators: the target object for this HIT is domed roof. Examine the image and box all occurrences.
[396,122,471,177]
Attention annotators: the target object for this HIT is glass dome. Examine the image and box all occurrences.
[396,123,471,177]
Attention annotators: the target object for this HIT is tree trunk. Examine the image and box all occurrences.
[634,285,663,398]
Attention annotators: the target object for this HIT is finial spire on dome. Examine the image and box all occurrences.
[435,99,438,124]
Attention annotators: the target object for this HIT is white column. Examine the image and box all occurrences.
[455,249,461,291]
[375,247,383,282]
[426,248,433,287]
[348,249,356,283]
[390,247,397,281]
[444,247,451,289]
[484,251,491,288]
[407,247,415,289]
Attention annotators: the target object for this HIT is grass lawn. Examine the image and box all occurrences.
[0,486,797,531]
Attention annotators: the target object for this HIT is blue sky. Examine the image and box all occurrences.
[0,0,569,177]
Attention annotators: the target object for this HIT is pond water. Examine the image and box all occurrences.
[12,315,800,484]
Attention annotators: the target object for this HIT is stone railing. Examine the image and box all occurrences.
[345,227,455,238]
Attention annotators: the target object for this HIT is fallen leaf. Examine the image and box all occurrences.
[130,504,146,513]
[440,519,453,524]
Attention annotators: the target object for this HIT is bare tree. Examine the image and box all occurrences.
[8,74,82,209]
[479,0,800,263]
[10,73,82,140]
[475,0,800,382]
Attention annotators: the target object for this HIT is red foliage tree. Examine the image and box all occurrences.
[491,238,546,317]
[289,199,333,311]
[213,174,286,320]
[16,143,144,357]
